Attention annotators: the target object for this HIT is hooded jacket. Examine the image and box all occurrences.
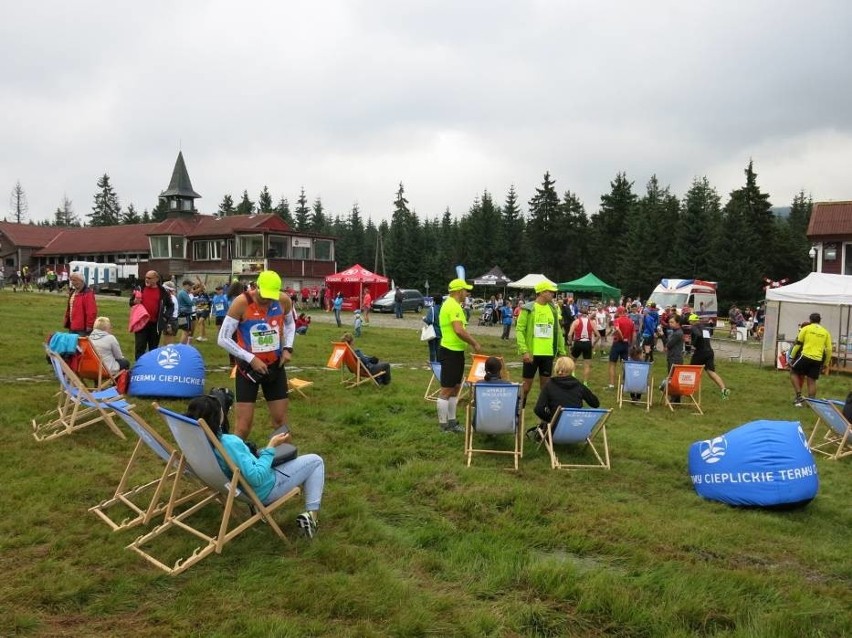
[534,374,600,424]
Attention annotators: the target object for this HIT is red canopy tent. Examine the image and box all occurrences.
[324,264,389,311]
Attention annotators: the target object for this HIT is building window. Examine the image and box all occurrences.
[171,237,186,259]
[845,243,852,276]
[824,245,837,260]
[150,236,170,258]
[314,239,333,261]
[193,240,222,261]
[268,235,289,259]
[291,237,311,260]
[170,199,178,210]
[236,235,264,258]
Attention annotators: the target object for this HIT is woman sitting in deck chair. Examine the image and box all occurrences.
[341,333,392,385]
[185,394,325,539]
[527,356,600,442]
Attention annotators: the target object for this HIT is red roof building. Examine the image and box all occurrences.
[807,201,852,275]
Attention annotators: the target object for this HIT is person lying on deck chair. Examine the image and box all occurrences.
[341,333,391,385]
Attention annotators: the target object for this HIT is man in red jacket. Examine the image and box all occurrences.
[607,306,635,389]
[64,273,97,335]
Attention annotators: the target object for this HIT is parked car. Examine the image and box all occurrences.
[372,289,425,313]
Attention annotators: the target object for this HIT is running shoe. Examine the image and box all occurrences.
[296,512,317,539]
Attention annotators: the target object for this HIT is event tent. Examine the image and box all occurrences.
[762,272,852,367]
[324,264,389,310]
[557,272,621,300]
[508,273,556,290]
[473,266,512,287]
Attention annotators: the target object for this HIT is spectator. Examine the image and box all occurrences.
[353,309,363,337]
[529,356,600,441]
[393,287,404,319]
[89,316,130,374]
[789,312,832,407]
[295,313,311,335]
[64,272,97,335]
[342,333,391,385]
[482,356,504,382]
[161,281,179,345]
[500,299,513,341]
[607,306,635,390]
[362,288,373,324]
[332,292,343,328]
[423,294,443,362]
[211,285,230,329]
[177,280,196,345]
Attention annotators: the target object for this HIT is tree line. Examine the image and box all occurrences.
[11,160,812,307]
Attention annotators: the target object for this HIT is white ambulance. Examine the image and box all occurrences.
[648,278,718,325]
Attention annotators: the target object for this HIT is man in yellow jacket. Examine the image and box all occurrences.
[789,312,833,407]
[516,280,566,407]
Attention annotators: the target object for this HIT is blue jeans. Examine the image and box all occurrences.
[333,308,341,327]
[265,453,325,510]
[394,301,403,318]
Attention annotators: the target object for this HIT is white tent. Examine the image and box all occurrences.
[762,272,852,367]
[507,273,556,289]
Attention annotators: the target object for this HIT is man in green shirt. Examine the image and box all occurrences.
[789,312,833,407]
[437,278,481,433]
[516,280,566,407]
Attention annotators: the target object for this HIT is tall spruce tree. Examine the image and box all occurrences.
[275,196,294,226]
[560,190,592,281]
[311,197,329,234]
[53,195,79,227]
[121,203,141,224]
[89,173,121,226]
[459,190,504,276]
[294,188,310,231]
[151,198,169,221]
[590,172,637,286]
[257,186,273,213]
[386,182,422,286]
[501,185,526,278]
[672,176,721,279]
[217,194,235,217]
[525,171,563,276]
[236,190,255,215]
[773,190,813,282]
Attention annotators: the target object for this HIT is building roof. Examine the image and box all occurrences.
[0,221,64,248]
[808,201,852,237]
[148,213,292,237]
[34,224,160,256]
[160,151,201,199]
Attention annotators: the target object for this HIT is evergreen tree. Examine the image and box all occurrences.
[773,190,813,282]
[217,194,235,217]
[53,195,80,227]
[458,191,504,276]
[258,185,273,213]
[525,171,566,277]
[672,176,722,279]
[589,172,637,285]
[236,190,255,215]
[121,202,141,225]
[559,190,592,281]
[364,218,380,275]
[386,183,422,286]
[151,198,169,221]
[275,196,294,226]
[336,203,366,267]
[501,185,526,278]
[439,207,460,278]
[294,188,310,231]
[141,209,151,223]
[737,160,776,279]
[89,173,121,226]
[9,180,28,223]
[311,197,329,234]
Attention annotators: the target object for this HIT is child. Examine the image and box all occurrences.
[353,309,363,337]
[212,285,229,329]
[483,356,503,382]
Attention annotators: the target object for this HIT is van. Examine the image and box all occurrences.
[648,278,718,326]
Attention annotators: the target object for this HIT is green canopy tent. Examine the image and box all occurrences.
[557,273,621,300]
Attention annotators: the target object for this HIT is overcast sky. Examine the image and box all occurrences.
[3,1,852,225]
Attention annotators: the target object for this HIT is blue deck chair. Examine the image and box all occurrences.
[89,403,210,532]
[424,361,442,401]
[32,346,128,442]
[544,407,612,470]
[805,398,852,460]
[127,404,301,576]
[617,360,653,411]
[464,382,524,470]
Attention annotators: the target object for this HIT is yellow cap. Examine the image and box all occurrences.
[534,280,557,294]
[448,278,472,292]
[256,271,282,300]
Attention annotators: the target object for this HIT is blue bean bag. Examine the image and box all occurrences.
[128,344,206,398]
[688,420,818,508]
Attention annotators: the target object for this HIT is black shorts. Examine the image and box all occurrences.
[522,355,554,379]
[439,347,465,387]
[791,355,823,380]
[215,315,225,327]
[609,341,629,362]
[570,341,593,360]
[641,334,655,348]
[690,350,716,372]
[235,362,289,403]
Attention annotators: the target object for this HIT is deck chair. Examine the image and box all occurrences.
[805,398,852,460]
[544,407,612,470]
[464,382,524,470]
[660,364,705,414]
[75,336,118,390]
[288,377,314,399]
[617,360,653,411]
[459,353,507,400]
[127,404,301,576]
[424,360,442,401]
[326,341,386,387]
[89,403,210,532]
[33,346,128,442]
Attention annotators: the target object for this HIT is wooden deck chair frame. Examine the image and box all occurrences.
[660,364,705,415]
[544,407,612,470]
[33,347,127,442]
[805,398,852,460]
[424,360,442,401]
[75,336,118,390]
[127,404,301,576]
[464,382,524,470]
[89,403,210,532]
[288,377,314,399]
[617,360,653,411]
[326,341,386,387]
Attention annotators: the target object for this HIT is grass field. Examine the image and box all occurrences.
[0,290,850,637]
